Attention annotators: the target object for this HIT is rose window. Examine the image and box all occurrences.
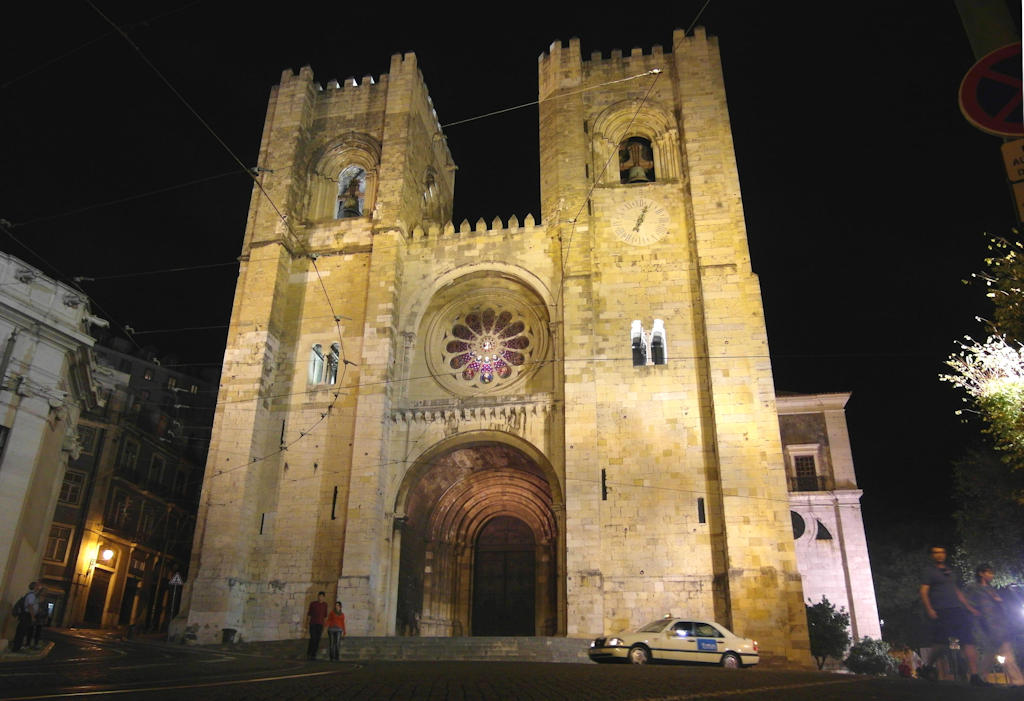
[445,309,530,384]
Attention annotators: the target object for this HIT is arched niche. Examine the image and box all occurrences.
[306,133,381,221]
[591,99,682,185]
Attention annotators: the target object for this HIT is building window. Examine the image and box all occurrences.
[58,470,86,505]
[149,455,166,485]
[309,344,325,384]
[336,165,366,218]
[189,384,198,394]
[167,377,176,390]
[618,136,655,183]
[173,468,189,496]
[786,444,827,492]
[143,369,153,381]
[650,319,666,365]
[44,525,73,563]
[78,425,98,455]
[444,309,530,384]
[120,440,139,472]
[631,320,647,366]
[110,491,134,529]
[138,503,156,537]
[794,455,817,490]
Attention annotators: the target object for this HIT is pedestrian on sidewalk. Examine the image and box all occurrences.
[10,582,38,653]
[966,563,1024,686]
[919,545,986,686]
[326,601,346,661]
[305,591,328,660]
[29,585,47,649]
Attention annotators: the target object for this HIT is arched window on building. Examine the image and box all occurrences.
[337,166,367,218]
[650,319,667,365]
[326,343,340,384]
[309,344,325,384]
[619,137,655,183]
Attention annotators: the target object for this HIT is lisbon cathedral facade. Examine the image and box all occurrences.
[181,28,879,663]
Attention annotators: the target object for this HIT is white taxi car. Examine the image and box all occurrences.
[588,616,759,667]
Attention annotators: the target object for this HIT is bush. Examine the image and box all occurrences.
[844,637,898,675]
[805,597,851,670]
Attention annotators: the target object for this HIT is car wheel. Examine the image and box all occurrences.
[628,645,650,665]
[720,652,740,669]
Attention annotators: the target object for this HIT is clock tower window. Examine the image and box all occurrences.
[618,136,655,184]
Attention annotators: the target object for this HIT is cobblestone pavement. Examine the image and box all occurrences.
[1,632,1019,700]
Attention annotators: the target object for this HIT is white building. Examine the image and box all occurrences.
[0,252,101,649]
[778,392,881,641]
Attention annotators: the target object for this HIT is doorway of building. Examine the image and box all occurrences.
[118,577,138,625]
[84,569,111,626]
[396,440,561,637]
[472,516,535,636]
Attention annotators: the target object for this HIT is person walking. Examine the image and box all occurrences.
[305,591,328,660]
[10,582,38,653]
[29,585,46,649]
[326,601,346,661]
[967,563,1024,686]
[919,546,986,685]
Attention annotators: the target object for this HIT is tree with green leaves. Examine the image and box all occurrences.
[942,231,1024,467]
[952,447,1024,585]
[805,596,851,670]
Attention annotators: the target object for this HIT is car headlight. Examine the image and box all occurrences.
[608,637,624,647]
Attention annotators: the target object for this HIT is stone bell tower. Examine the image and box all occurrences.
[184,53,455,643]
[539,29,808,662]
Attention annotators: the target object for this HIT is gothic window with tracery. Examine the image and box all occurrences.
[310,344,325,384]
[443,309,530,384]
[326,343,340,384]
[337,165,366,218]
[618,136,655,183]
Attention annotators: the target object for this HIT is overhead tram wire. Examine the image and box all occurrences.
[86,1,350,471]
[0,1,203,90]
[10,170,244,229]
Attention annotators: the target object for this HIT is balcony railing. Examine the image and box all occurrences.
[788,475,835,492]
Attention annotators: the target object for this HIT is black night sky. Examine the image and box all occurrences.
[1,3,1020,548]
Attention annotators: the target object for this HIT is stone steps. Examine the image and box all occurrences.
[213,636,595,663]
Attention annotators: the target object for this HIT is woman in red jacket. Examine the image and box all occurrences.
[326,601,346,661]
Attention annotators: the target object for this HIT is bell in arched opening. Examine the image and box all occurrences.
[618,137,655,183]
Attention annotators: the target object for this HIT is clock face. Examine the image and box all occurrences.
[612,197,670,246]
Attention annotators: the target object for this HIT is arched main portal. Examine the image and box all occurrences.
[396,441,559,637]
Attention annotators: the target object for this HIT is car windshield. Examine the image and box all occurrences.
[636,619,671,633]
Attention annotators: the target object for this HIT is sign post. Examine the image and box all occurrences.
[168,572,184,618]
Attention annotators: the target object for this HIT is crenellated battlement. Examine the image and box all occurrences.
[274,52,445,137]
[408,213,539,241]
[539,27,717,97]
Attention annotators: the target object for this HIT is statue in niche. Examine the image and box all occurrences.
[337,180,361,218]
[504,409,522,434]
[619,137,655,183]
[443,412,459,437]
